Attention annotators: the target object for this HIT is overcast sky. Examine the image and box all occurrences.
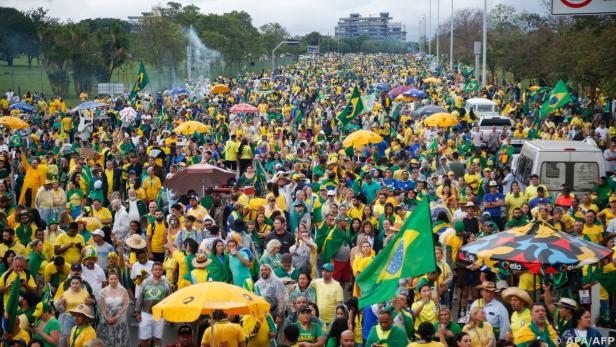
[7,0,547,41]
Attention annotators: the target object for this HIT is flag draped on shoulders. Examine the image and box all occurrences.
[356,199,436,307]
[316,222,349,263]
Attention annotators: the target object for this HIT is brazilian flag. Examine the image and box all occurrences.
[2,276,20,334]
[539,80,571,120]
[129,63,150,99]
[337,86,364,127]
[356,200,436,308]
[465,79,479,92]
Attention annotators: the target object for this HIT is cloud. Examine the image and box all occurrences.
[5,0,546,40]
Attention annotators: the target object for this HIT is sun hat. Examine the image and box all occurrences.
[69,304,94,318]
[191,251,212,269]
[501,287,533,306]
[125,234,147,249]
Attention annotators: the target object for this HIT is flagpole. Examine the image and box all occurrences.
[481,0,487,87]
[428,0,432,56]
[449,0,453,71]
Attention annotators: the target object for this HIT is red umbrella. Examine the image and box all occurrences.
[388,85,411,98]
[164,164,236,196]
[230,103,258,114]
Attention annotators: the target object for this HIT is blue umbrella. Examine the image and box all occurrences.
[169,88,189,95]
[69,101,109,113]
[403,88,427,98]
[9,102,35,113]
[413,104,445,116]
[374,83,391,92]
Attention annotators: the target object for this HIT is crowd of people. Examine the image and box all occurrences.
[0,53,614,347]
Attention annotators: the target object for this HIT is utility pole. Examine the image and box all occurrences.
[482,0,487,87]
[449,0,453,71]
[428,0,432,56]
[436,0,440,61]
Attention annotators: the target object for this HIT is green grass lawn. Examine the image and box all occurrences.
[0,55,295,107]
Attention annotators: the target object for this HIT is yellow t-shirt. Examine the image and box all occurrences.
[147,222,166,253]
[172,250,189,288]
[54,233,85,265]
[505,192,527,215]
[518,272,541,291]
[43,262,71,286]
[464,174,481,194]
[310,279,344,323]
[69,324,97,347]
[510,308,531,340]
[0,271,36,310]
[0,241,26,257]
[408,342,444,347]
[201,321,246,347]
[411,300,437,331]
[63,288,90,312]
[583,224,603,244]
[224,141,239,161]
[463,322,494,347]
[93,207,113,224]
[143,176,162,201]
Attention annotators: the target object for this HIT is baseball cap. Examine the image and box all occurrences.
[71,263,82,271]
[488,180,498,187]
[322,263,334,272]
[92,229,105,237]
[327,190,335,196]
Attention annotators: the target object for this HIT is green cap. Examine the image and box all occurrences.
[454,221,465,233]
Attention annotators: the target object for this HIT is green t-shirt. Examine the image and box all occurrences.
[294,322,324,343]
[34,317,61,347]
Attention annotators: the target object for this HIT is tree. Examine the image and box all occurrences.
[131,13,186,89]
[0,7,38,67]
[260,22,290,51]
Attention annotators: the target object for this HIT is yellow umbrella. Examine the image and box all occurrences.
[0,116,29,129]
[422,77,441,84]
[394,95,413,102]
[173,121,208,135]
[211,84,230,94]
[342,130,383,148]
[152,282,270,322]
[423,112,459,127]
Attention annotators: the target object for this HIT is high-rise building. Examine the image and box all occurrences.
[335,12,406,41]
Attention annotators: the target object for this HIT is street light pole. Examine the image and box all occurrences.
[449,0,453,71]
[428,0,432,56]
[271,40,298,73]
[436,0,440,61]
[482,0,487,87]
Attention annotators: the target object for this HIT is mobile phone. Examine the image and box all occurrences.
[431,286,438,298]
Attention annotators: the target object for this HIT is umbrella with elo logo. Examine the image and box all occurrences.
[460,221,613,274]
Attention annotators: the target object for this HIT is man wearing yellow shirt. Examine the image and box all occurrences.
[224,135,239,170]
[143,167,162,204]
[54,222,85,265]
[524,174,548,201]
[201,310,247,347]
[348,196,365,220]
[0,229,26,257]
[19,153,48,207]
[464,166,482,194]
[147,210,167,262]
[505,182,527,218]
[0,96,9,115]
[0,256,37,310]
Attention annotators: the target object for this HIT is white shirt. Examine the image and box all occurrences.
[604,149,616,173]
[112,206,130,241]
[81,263,106,300]
[470,298,510,340]
[596,127,608,141]
[131,260,154,299]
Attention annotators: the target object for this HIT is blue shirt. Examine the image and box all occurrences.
[529,197,551,210]
[396,180,416,191]
[483,193,505,217]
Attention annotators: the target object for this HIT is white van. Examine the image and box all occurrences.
[465,98,499,117]
[514,140,604,195]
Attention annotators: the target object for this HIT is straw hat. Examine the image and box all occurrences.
[69,304,94,319]
[192,251,212,269]
[501,287,533,306]
[476,281,498,292]
[554,298,578,310]
[125,234,147,249]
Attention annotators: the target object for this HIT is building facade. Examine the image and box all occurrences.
[335,12,406,41]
